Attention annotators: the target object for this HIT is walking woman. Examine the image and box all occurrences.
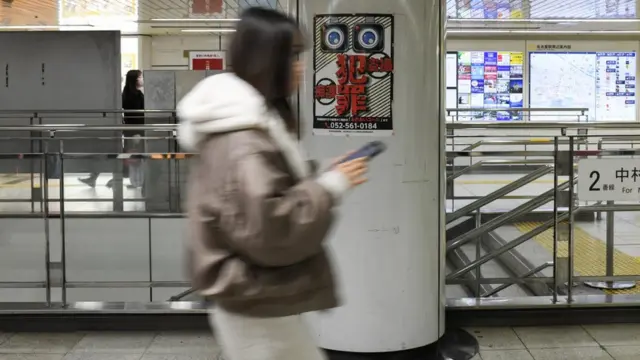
[80,70,145,188]
[177,7,368,360]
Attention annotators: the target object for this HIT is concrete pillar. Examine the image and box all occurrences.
[298,0,446,355]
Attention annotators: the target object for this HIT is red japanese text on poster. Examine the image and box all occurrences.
[188,51,226,70]
[313,14,394,136]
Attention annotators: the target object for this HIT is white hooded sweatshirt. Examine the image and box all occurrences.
[176,72,350,200]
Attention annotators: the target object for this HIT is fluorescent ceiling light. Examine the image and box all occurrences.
[151,18,240,22]
[448,29,640,34]
[181,28,236,33]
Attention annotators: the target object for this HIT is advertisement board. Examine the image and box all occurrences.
[312,14,394,136]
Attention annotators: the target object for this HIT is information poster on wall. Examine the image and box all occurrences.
[455,0,524,19]
[530,0,635,18]
[456,51,523,121]
[188,51,226,70]
[313,14,394,136]
[530,51,636,121]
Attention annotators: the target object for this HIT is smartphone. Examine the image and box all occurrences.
[338,141,387,163]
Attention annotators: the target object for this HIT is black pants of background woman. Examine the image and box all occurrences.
[79,134,142,189]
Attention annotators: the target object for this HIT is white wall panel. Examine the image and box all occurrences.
[65,219,149,283]
[150,218,187,282]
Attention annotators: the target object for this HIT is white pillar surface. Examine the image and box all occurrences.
[299,0,446,353]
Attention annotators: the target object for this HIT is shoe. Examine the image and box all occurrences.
[106,179,114,189]
[79,177,96,188]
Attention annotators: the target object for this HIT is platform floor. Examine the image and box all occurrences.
[0,173,145,212]
[470,324,640,360]
[0,325,637,359]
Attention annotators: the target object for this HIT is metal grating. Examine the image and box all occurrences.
[0,0,287,26]
[137,0,286,20]
[447,0,636,19]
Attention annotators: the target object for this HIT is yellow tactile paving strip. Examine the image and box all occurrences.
[514,221,640,295]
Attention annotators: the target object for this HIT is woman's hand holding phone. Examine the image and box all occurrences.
[334,154,368,188]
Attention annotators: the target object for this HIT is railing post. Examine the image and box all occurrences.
[567,136,575,303]
[42,142,51,307]
[59,139,67,307]
[446,127,455,210]
[553,139,574,301]
[552,136,559,304]
[112,134,124,212]
[596,139,604,220]
[584,200,636,291]
[475,209,482,299]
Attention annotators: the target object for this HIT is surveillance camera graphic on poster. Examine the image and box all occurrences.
[313,14,394,136]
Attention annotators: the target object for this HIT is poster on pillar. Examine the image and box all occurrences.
[313,14,394,136]
[189,51,226,71]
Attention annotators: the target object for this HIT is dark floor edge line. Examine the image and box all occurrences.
[0,307,640,332]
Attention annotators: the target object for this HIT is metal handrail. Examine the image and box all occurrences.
[0,109,174,114]
[0,107,588,115]
[599,136,640,142]
[447,159,553,181]
[0,124,177,132]
[449,150,557,157]
[582,204,640,212]
[446,107,588,113]
[447,165,553,223]
[446,178,575,252]
[450,148,640,157]
[482,261,554,297]
[447,214,569,279]
[1,121,640,132]
[460,139,584,151]
[448,121,640,129]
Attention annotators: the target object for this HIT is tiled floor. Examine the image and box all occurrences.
[0,325,638,359]
[0,331,221,360]
[469,324,640,360]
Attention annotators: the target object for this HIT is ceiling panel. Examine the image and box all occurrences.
[138,0,286,20]
[0,0,288,32]
[1,0,57,25]
[7,0,637,35]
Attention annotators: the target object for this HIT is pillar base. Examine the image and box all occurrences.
[324,329,478,360]
[584,281,636,290]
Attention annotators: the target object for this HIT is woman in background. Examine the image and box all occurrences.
[80,70,145,188]
[177,7,368,360]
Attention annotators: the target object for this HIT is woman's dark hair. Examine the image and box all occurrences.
[123,69,142,97]
[230,7,303,132]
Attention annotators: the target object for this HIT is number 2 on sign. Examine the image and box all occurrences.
[589,170,600,191]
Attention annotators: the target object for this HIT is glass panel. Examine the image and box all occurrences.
[529,51,636,121]
[454,51,523,121]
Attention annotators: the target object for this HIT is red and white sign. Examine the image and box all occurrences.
[190,0,223,15]
[189,51,226,70]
